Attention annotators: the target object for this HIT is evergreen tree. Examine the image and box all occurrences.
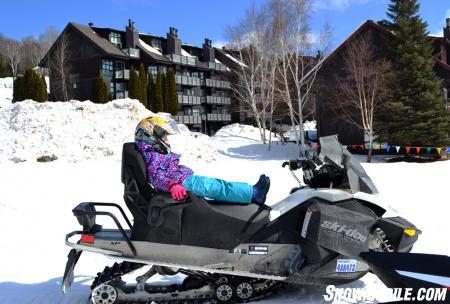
[12,68,47,102]
[162,73,168,112]
[147,72,156,111]
[378,0,449,145]
[0,57,10,77]
[138,64,148,108]
[154,72,164,113]
[39,75,48,102]
[22,68,38,100]
[13,77,24,102]
[92,76,110,103]
[165,67,179,115]
[128,67,140,100]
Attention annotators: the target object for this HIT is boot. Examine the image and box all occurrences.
[252,175,270,205]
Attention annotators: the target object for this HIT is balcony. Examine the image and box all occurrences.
[205,78,230,89]
[178,95,204,105]
[206,113,231,121]
[166,54,196,66]
[115,69,130,80]
[175,115,202,124]
[122,47,140,58]
[175,75,202,86]
[206,96,231,105]
[208,62,228,71]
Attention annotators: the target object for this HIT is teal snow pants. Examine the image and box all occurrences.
[183,174,253,204]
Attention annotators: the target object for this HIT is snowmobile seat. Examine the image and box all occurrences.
[121,142,273,249]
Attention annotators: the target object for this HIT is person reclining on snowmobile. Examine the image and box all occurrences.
[135,116,270,205]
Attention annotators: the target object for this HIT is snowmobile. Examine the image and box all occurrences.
[62,135,431,303]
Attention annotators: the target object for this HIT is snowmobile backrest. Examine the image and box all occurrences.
[121,142,148,188]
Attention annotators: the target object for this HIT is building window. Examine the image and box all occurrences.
[148,65,158,78]
[151,39,162,50]
[192,108,200,116]
[109,82,114,94]
[102,60,114,77]
[109,32,122,48]
[70,74,79,89]
[116,83,126,92]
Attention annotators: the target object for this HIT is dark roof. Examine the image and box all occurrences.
[320,20,390,68]
[70,22,128,58]
[136,39,171,63]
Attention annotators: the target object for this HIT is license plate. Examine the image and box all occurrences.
[61,249,83,293]
[336,259,357,272]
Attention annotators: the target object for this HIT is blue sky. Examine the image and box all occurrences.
[0,0,448,49]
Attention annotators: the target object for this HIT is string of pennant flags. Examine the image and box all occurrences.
[300,143,450,154]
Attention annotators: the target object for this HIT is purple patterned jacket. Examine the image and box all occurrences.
[136,140,193,191]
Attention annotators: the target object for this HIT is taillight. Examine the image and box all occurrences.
[80,234,95,243]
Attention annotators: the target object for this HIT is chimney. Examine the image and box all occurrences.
[167,27,181,55]
[125,19,139,49]
[446,18,450,29]
[203,38,215,62]
[88,22,94,27]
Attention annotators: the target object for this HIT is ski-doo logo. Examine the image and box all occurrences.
[321,221,367,243]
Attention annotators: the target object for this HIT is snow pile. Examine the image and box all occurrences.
[0,77,13,105]
[213,123,271,142]
[0,77,13,88]
[0,99,149,163]
[0,98,221,164]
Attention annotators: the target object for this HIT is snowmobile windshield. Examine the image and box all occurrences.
[318,135,379,194]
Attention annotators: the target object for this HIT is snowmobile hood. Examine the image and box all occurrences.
[319,135,379,195]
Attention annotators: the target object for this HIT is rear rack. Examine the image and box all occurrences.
[68,202,137,256]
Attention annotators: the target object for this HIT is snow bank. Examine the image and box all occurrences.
[0,77,13,106]
[0,98,222,164]
[0,77,13,88]
[0,98,149,163]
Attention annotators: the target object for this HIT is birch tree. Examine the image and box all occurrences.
[332,33,392,162]
[270,0,330,155]
[50,32,71,101]
[226,5,270,143]
[5,39,23,80]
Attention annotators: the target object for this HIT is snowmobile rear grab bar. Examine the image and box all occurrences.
[69,202,138,255]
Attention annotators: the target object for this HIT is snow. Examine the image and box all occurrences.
[0,78,449,303]
[225,53,248,67]
[181,48,195,58]
[0,77,13,106]
[138,38,163,56]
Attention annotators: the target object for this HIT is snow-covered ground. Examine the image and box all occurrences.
[0,82,449,303]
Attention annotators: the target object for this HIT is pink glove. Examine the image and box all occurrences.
[170,184,187,201]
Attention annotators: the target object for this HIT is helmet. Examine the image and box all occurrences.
[135,116,178,154]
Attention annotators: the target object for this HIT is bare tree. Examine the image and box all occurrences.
[39,26,59,55]
[226,4,270,143]
[331,33,392,162]
[270,0,330,155]
[5,39,23,80]
[50,32,71,101]
[21,36,43,69]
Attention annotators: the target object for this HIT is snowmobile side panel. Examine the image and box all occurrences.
[61,249,82,294]
[302,200,376,258]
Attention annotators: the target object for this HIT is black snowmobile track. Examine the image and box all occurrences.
[90,261,288,303]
